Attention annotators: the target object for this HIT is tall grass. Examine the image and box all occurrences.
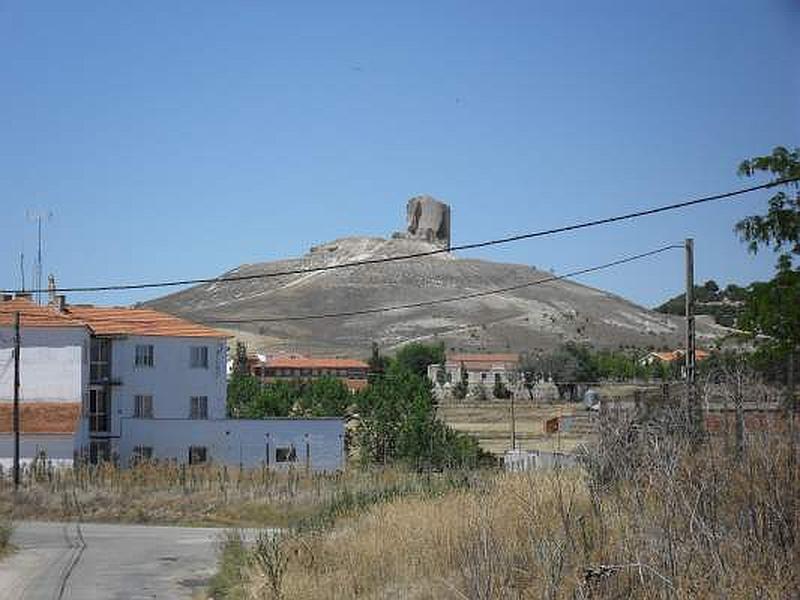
[226,412,798,599]
[0,462,474,528]
[0,515,12,557]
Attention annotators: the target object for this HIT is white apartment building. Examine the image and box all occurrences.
[0,295,344,471]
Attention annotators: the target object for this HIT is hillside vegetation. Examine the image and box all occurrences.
[656,279,748,327]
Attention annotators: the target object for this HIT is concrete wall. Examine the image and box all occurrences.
[111,335,228,421]
[0,434,75,470]
[118,418,345,471]
[76,335,228,451]
[0,326,88,402]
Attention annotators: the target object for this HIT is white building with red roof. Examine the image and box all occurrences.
[0,294,344,471]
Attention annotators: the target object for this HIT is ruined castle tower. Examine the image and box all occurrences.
[403,195,451,248]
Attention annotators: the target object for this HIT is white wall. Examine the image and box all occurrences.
[89,336,228,443]
[0,326,88,402]
[119,418,345,471]
[0,434,75,470]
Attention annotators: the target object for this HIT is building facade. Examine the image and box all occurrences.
[427,353,522,399]
[0,296,345,471]
[250,354,370,393]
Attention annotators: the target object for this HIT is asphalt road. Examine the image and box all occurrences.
[0,521,226,599]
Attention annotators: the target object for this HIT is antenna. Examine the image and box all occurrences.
[19,252,25,292]
[26,209,53,304]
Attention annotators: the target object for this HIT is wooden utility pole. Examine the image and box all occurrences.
[685,238,702,439]
[13,311,21,490]
[510,393,517,451]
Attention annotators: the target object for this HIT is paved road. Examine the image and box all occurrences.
[0,521,226,599]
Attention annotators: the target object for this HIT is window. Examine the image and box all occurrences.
[89,440,111,464]
[190,346,209,369]
[88,388,110,433]
[190,396,208,419]
[134,395,153,419]
[135,344,154,367]
[90,338,111,381]
[188,446,208,465]
[481,372,487,382]
[494,373,502,384]
[131,446,153,465]
[275,445,297,463]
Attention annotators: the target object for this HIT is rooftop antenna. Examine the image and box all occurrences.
[19,251,25,292]
[26,209,53,304]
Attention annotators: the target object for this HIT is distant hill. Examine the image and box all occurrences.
[143,198,732,356]
[655,280,749,327]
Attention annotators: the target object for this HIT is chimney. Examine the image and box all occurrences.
[48,274,57,305]
[56,295,67,313]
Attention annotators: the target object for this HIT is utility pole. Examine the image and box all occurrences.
[510,391,517,451]
[13,311,21,491]
[685,238,701,439]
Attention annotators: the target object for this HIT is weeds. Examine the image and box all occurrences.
[212,404,798,599]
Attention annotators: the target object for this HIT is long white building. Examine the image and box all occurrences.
[0,295,344,471]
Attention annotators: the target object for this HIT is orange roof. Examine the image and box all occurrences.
[65,306,229,338]
[649,350,710,363]
[264,355,369,369]
[0,297,88,329]
[0,402,81,435]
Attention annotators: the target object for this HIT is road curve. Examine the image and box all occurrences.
[0,521,225,599]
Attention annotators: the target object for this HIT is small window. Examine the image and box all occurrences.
[135,344,154,367]
[134,395,153,419]
[188,446,208,465]
[190,346,209,369]
[481,372,487,381]
[494,373,501,384]
[190,396,208,419]
[131,446,153,465]
[275,445,297,463]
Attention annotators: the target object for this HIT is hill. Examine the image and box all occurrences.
[144,198,730,356]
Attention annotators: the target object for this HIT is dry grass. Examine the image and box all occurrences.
[228,424,798,599]
[0,463,462,528]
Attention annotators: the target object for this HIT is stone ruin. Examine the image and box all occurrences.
[393,195,451,248]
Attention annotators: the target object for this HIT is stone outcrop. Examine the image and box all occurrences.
[402,196,450,248]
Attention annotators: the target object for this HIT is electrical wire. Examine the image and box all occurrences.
[200,244,682,324]
[2,177,795,295]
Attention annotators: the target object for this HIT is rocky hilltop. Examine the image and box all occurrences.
[145,197,727,356]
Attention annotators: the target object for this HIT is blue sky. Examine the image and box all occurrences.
[1,1,798,308]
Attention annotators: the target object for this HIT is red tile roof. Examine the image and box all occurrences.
[0,402,81,435]
[264,356,369,369]
[0,297,88,329]
[65,306,229,338]
[1,296,228,338]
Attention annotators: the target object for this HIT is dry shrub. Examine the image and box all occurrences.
[236,412,798,599]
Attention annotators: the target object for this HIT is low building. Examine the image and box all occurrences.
[427,353,521,399]
[0,295,345,471]
[250,354,369,393]
[639,349,710,366]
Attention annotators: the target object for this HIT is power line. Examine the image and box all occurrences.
[200,244,682,324]
[3,177,795,295]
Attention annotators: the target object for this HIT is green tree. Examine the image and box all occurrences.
[735,146,800,270]
[392,342,445,378]
[295,376,352,417]
[735,146,800,412]
[233,341,249,377]
[227,373,262,417]
[355,360,488,468]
